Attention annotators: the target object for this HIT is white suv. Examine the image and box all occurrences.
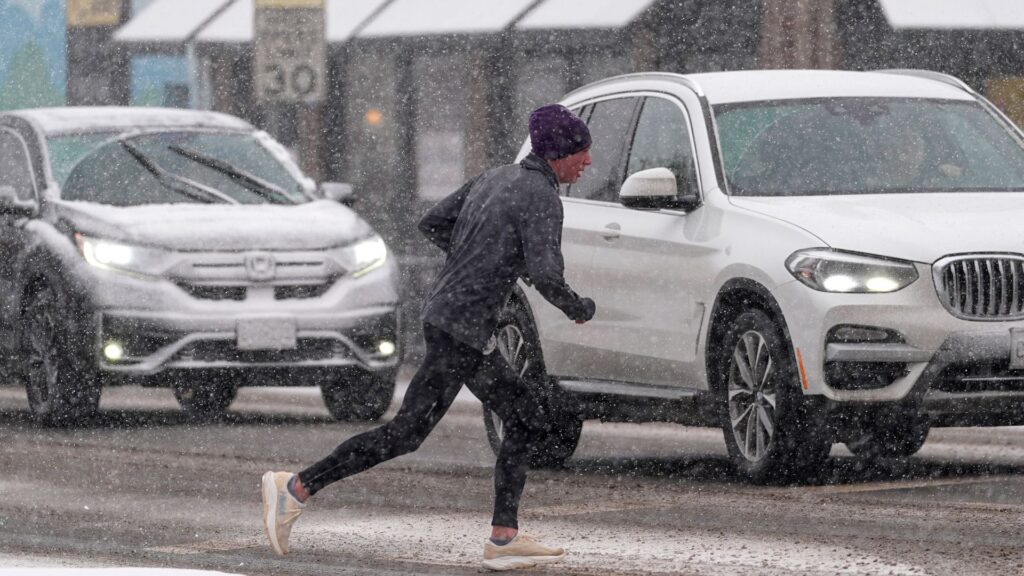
[483,69,1024,482]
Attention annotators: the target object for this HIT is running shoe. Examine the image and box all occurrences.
[482,533,566,571]
[260,471,305,555]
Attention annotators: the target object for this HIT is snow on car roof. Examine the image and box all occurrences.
[688,70,976,105]
[6,107,254,136]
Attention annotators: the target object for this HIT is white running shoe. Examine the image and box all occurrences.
[482,533,566,571]
[260,471,305,555]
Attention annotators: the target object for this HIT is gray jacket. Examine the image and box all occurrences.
[418,153,593,350]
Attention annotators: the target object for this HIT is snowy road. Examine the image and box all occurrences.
[1,377,1023,575]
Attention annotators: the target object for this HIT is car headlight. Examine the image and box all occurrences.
[344,234,388,278]
[75,234,169,278]
[785,249,919,293]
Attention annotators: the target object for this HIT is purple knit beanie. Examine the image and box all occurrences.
[529,104,591,160]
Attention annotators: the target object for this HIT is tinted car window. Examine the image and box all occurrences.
[61,131,305,206]
[717,98,1024,196]
[568,97,637,202]
[0,130,36,201]
[627,97,699,196]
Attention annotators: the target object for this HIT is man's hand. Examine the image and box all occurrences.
[573,297,596,324]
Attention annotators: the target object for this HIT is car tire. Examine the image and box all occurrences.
[320,369,395,422]
[717,309,831,483]
[21,282,101,426]
[845,413,930,460]
[173,377,238,420]
[482,303,582,469]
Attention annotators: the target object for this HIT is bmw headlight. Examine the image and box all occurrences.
[344,234,388,278]
[785,249,919,293]
[75,234,169,278]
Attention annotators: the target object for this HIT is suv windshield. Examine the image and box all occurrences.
[716,98,1024,196]
[49,130,307,205]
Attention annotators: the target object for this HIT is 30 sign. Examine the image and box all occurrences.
[254,0,326,103]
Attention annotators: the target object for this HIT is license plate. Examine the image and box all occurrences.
[1011,329,1024,370]
[237,318,297,351]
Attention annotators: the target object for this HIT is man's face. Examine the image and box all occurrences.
[549,148,592,184]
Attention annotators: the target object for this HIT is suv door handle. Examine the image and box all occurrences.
[602,222,621,240]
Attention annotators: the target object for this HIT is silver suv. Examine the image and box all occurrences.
[485,70,1024,481]
[0,107,400,425]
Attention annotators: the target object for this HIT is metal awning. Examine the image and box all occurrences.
[112,0,234,50]
[357,0,535,37]
[878,0,1024,30]
[515,0,656,30]
[195,0,390,44]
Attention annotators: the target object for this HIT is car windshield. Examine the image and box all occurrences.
[715,98,1024,196]
[48,130,307,205]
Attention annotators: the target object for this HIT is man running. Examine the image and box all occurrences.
[261,103,595,571]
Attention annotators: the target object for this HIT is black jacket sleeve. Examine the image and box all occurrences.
[518,187,593,321]
[418,175,479,252]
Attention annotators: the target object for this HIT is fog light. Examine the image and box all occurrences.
[103,341,124,361]
[377,340,396,357]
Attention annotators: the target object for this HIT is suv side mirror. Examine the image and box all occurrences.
[0,185,35,217]
[620,167,700,211]
[320,182,356,205]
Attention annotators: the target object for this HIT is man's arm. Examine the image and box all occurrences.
[519,191,595,322]
[418,175,479,252]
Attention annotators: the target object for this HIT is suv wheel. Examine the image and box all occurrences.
[846,412,930,460]
[320,369,395,422]
[482,304,582,469]
[173,377,238,420]
[718,309,831,482]
[22,283,100,426]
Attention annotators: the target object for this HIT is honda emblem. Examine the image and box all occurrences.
[245,252,276,282]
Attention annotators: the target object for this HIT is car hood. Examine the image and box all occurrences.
[55,199,373,251]
[729,193,1024,263]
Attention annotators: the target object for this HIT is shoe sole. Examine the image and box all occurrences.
[481,552,565,571]
[261,471,287,555]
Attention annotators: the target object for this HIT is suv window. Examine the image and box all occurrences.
[627,97,699,196]
[0,130,36,201]
[568,96,637,202]
[717,98,1024,196]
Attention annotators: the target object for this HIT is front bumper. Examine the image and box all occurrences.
[775,264,1024,412]
[97,307,400,376]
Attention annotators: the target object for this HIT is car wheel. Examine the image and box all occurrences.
[482,304,582,469]
[845,413,930,460]
[718,309,831,483]
[22,283,101,426]
[173,377,238,420]
[320,369,395,422]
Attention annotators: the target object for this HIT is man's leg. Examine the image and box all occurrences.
[261,325,482,555]
[467,354,567,570]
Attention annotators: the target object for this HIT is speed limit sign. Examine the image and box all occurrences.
[254,0,326,103]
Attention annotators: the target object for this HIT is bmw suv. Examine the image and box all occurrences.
[0,107,400,425]
[483,70,1024,481]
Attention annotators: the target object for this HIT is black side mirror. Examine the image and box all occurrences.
[320,182,356,205]
[619,168,700,211]
[0,185,35,217]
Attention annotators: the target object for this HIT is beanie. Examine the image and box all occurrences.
[528,104,591,160]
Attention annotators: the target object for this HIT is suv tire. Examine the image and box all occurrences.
[718,309,831,483]
[320,368,395,422]
[482,303,582,469]
[22,283,101,426]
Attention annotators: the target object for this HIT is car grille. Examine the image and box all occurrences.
[175,282,333,301]
[933,255,1024,320]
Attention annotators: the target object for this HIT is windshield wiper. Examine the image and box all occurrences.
[168,145,294,204]
[120,141,237,204]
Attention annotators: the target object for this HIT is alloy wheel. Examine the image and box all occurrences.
[489,324,532,442]
[727,329,778,462]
